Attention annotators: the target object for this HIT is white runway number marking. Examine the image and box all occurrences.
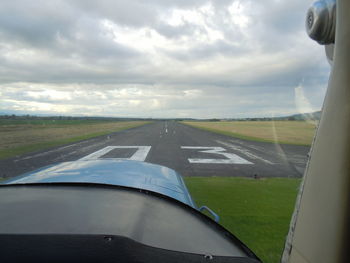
[181,146,253,164]
[80,145,252,164]
[79,146,151,161]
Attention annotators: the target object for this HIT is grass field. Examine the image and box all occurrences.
[0,120,150,159]
[183,121,317,146]
[184,177,300,263]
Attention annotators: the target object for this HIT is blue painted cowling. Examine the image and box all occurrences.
[0,159,261,262]
[4,159,196,208]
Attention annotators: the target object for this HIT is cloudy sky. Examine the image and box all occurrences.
[0,0,330,118]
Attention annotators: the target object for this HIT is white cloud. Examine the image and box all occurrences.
[228,1,251,28]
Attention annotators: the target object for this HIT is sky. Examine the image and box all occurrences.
[0,0,330,118]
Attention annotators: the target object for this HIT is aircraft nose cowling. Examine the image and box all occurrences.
[3,159,196,208]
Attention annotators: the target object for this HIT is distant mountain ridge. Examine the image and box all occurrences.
[0,111,321,121]
[200,111,322,122]
[287,111,321,121]
[236,111,322,121]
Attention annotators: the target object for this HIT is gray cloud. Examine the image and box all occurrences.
[0,0,329,118]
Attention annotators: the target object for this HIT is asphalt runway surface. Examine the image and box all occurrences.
[0,121,310,179]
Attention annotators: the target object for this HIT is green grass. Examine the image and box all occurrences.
[0,131,106,159]
[0,122,148,159]
[183,121,316,146]
[184,177,300,263]
[0,119,113,126]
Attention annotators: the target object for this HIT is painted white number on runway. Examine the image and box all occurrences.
[181,146,253,164]
[79,146,151,161]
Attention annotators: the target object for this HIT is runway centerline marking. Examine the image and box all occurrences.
[181,146,253,164]
[79,146,151,161]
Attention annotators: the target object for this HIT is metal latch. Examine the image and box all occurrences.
[199,206,220,222]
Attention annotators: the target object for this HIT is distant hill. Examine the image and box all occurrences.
[237,111,322,121]
[0,112,321,122]
[0,114,197,122]
[195,111,322,122]
[286,111,321,121]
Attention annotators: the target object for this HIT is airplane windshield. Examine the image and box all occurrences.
[0,1,329,262]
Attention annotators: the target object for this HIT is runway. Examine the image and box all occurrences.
[0,121,310,178]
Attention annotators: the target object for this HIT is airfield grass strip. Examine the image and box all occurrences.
[187,125,279,143]
[182,122,313,146]
[0,119,123,126]
[0,122,148,160]
[184,177,300,263]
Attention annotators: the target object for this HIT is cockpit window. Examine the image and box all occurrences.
[0,1,329,262]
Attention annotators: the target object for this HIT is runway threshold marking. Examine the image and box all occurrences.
[181,146,253,164]
[79,146,151,161]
